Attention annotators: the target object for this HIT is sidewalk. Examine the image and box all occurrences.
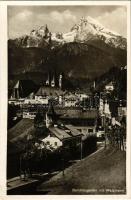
[7,176,39,189]
[7,171,60,194]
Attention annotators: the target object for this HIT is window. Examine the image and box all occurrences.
[54,142,57,146]
[88,129,93,133]
[47,141,50,145]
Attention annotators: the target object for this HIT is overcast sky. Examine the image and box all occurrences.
[8,5,127,39]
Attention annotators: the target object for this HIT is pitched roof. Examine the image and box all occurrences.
[65,125,82,137]
[60,109,98,119]
[35,86,64,97]
[105,81,114,87]
[49,124,82,141]
[14,80,20,89]
[49,127,71,140]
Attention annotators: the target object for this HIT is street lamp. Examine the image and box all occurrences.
[62,136,65,177]
[101,113,107,149]
[80,136,83,160]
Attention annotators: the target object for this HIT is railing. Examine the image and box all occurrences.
[107,130,126,151]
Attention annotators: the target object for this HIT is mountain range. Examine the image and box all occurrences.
[8,16,127,85]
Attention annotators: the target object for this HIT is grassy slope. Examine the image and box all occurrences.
[8,119,34,141]
[38,147,126,194]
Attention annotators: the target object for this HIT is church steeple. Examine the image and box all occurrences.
[13,80,23,99]
[46,73,50,86]
[46,101,56,128]
[59,73,63,89]
[51,74,55,87]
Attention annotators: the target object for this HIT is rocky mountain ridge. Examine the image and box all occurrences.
[8,16,127,83]
[9,16,126,50]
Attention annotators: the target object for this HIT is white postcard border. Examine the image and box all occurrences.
[0,1,130,199]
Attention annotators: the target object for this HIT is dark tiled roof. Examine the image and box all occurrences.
[49,127,71,140]
[49,124,82,141]
[59,109,98,119]
[65,125,82,137]
[35,86,64,97]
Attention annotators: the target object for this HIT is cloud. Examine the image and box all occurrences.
[50,11,64,24]
[62,10,76,21]
[14,9,33,21]
[8,6,127,38]
[9,10,34,38]
[9,9,77,38]
[96,7,127,37]
[35,9,77,34]
[38,10,77,25]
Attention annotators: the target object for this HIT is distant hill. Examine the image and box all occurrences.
[94,66,127,100]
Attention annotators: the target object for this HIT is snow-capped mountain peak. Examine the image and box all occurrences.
[12,16,126,50]
[67,16,125,49]
[30,24,50,38]
[71,16,121,37]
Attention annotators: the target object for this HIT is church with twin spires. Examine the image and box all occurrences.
[45,73,63,90]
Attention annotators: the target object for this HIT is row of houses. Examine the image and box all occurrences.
[31,102,98,153]
[9,80,98,108]
[9,79,115,109]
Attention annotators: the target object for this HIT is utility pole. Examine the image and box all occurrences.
[89,96,92,109]
[62,157,65,177]
[102,97,107,149]
[80,136,83,160]
[62,136,65,177]
[104,115,107,149]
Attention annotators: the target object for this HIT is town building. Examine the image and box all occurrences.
[10,80,38,99]
[46,102,57,128]
[23,111,36,119]
[76,93,89,101]
[57,108,98,139]
[41,135,62,151]
[35,85,64,104]
[38,102,96,151]
[105,81,114,92]
[37,103,83,153]
[48,124,83,154]
[64,93,79,107]
[118,106,126,117]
